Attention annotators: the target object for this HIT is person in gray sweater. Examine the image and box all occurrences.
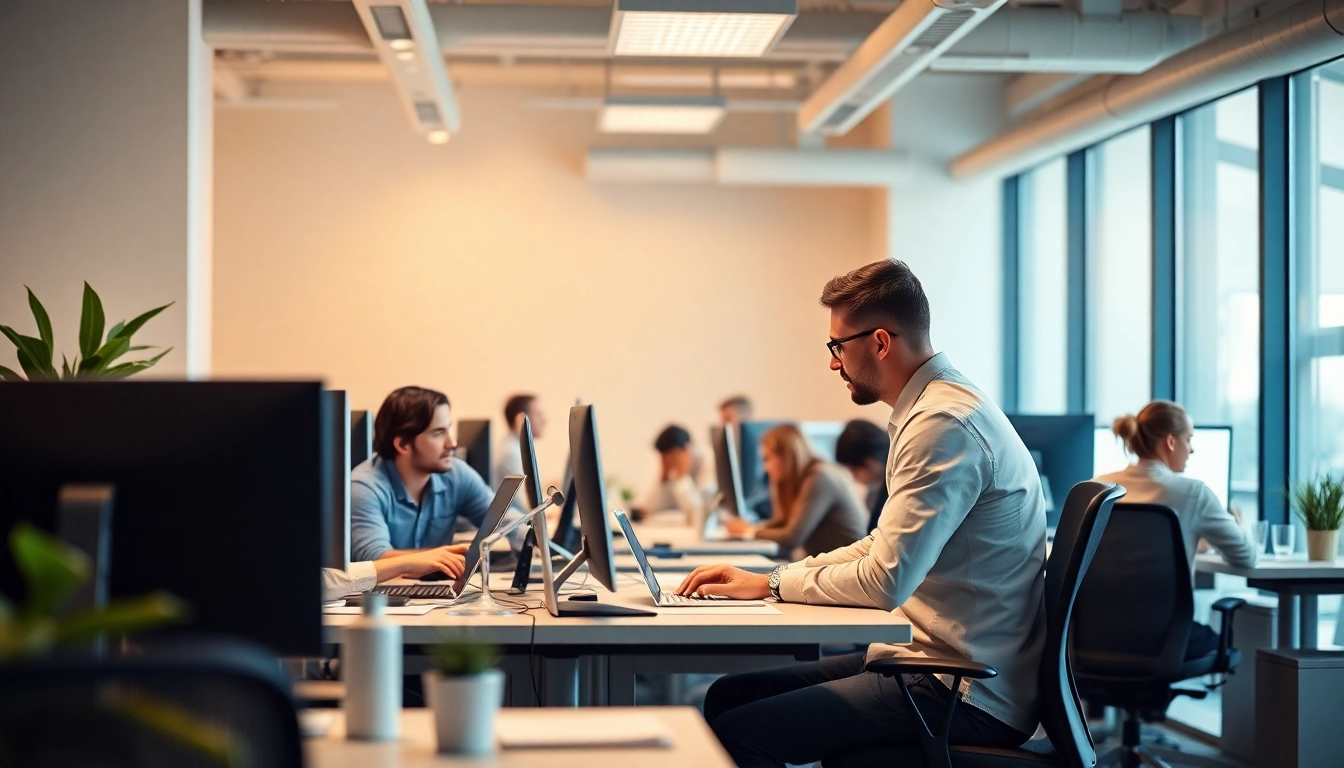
[725,423,868,558]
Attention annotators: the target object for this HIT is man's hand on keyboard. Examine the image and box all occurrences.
[380,547,466,581]
[675,565,770,599]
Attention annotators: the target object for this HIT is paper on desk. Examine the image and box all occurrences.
[322,604,437,615]
[497,711,674,748]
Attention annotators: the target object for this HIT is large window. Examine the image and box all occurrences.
[1088,126,1153,424]
[1296,61,1344,481]
[1180,88,1262,518]
[1017,157,1069,414]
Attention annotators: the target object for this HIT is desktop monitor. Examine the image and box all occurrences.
[324,390,352,570]
[1005,414,1095,527]
[1093,425,1233,510]
[799,421,845,462]
[455,419,492,486]
[737,420,780,502]
[518,415,543,511]
[561,404,619,592]
[710,425,748,517]
[0,382,329,657]
[509,417,580,595]
[350,409,373,468]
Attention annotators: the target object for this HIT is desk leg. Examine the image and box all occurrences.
[1299,595,1318,650]
[608,656,637,706]
[543,657,580,707]
[1276,593,1299,649]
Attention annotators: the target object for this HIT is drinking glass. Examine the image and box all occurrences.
[1271,524,1295,559]
[1252,520,1269,554]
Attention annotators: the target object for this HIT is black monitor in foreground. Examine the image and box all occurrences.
[350,409,373,468]
[1006,414,1095,527]
[455,419,492,486]
[710,425,748,517]
[0,381,329,657]
[324,390,352,570]
[553,404,619,592]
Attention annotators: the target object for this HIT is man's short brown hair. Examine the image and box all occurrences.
[374,386,450,460]
[819,259,931,345]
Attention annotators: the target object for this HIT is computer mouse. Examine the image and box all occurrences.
[567,593,598,601]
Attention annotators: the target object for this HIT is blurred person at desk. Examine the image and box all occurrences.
[719,394,754,427]
[834,419,891,531]
[349,386,495,563]
[723,423,867,558]
[629,425,707,523]
[495,393,547,513]
[321,548,465,602]
[1095,400,1257,658]
[677,259,1045,767]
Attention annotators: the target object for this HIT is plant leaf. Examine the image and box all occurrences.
[92,336,131,370]
[25,286,54,356]
[104,347,174,379]
[61,354,72,380]
[76,354,104,376]
[0,364,24,382]
[115,302,173,342]
[16,347,53,381]
[9,522,90,618]
[106,321,125,344]
[53,592,189,645]
[79,283,105,359]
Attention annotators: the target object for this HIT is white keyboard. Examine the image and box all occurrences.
[656,592,734,606]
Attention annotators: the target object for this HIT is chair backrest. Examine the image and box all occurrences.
[1072,502,1193,681]
[1038,480,1125,768]
[0,638,302,768]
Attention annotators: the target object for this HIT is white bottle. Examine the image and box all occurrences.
[343,593,401,740]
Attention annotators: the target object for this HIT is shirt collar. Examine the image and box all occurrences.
[1136,458,1175,479]
[376,454,447,503]
[887,352,954,435]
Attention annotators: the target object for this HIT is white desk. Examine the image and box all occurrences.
[625,524,780,557]
[326,573,911,706]
[529,553,777,574]
[306,707,733,768]
[1194,554,1344,649]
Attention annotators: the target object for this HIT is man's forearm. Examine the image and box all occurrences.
[377,548,425,560]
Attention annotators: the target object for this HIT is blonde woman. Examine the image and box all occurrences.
[725,424,868,557]
[1095,400,1257,659]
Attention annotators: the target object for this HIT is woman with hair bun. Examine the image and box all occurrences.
[1095,400,1257,658]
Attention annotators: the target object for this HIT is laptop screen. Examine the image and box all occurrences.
[452,475,524,595]
[614,511,661,598]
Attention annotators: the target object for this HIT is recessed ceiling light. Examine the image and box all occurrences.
[609,0,797,58]
[389,39,415,52]
[427,130,450,144]
[599,95,727,134]
[395,50,415,61]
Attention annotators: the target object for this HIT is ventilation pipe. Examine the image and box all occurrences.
[952,0,1344,179]
[586,148,912,186]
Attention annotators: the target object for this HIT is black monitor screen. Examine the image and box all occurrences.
[568,404,618,592]
[0,381,329,657]
[455,419,492,487]
[1006,414,1095,527]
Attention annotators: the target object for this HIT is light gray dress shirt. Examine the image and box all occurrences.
[777,353,1048,735]
[1095,460,1257,572]
[321,561,378,602]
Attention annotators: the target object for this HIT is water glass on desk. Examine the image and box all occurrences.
[1252,520,1269,554]
[1272,524,1295,559]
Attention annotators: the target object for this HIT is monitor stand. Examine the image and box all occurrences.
[508,528,577,595]
[535,509,652,618]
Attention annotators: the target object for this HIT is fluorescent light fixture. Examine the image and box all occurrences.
[599,95,727,134]
[427,130,450,144]
[610,0,797,58]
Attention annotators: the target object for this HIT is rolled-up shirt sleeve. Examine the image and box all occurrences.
[321,561,378,602]
[778,412,990,610]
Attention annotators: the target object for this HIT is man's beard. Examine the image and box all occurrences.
[413,447,452,473]
[841,363,881,406]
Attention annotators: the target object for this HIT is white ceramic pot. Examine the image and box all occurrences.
[1306,529,1339,563]
[422,668,504,755]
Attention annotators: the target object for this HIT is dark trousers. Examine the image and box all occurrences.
[703,652,1031,768]
[1185,622,1219,659]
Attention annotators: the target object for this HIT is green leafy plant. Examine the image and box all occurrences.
[429,640,499,677]
[0,283,173,381]
[1290,474,1344,531]
[0,522,187,660]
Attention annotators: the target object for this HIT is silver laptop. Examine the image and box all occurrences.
[614,511,766,608]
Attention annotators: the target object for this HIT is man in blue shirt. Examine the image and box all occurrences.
[350,386,495,565]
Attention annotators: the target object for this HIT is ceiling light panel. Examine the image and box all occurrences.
[600,96,727,134]
[610,0,798,58]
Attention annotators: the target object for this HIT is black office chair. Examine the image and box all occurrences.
[0,638,303,768]
[825,480,1126,768]
[1071,503,1245,768]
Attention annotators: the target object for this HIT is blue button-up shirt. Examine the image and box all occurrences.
[350,455,494,561]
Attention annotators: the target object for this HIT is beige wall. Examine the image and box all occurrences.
[213,81,886,488]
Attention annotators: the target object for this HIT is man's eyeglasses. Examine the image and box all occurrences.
[826,328,897,360]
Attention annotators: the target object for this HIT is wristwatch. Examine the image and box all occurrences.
[767,565,785,601]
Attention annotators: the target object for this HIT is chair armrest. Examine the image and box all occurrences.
[1210,597,1247,673]
[1211,597,1246,616]
[864,657,999,680]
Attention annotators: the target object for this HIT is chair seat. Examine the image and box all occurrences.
[1076,647,1241,709]
[826,739,1061,768]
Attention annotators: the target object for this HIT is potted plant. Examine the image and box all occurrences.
[0,283,172,381]
[422,640,504,755]
[1289,474,1344,563]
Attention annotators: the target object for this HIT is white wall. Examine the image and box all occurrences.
[887,74,1011,404]
[0,0,212,378]
[212,81,888,488]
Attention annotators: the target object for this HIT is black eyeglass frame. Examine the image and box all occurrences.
[826,328,898,360]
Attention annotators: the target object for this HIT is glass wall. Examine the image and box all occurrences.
[1017,157,1069,414]
[1179,88,1262,518]
[1088,126,1153,425]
